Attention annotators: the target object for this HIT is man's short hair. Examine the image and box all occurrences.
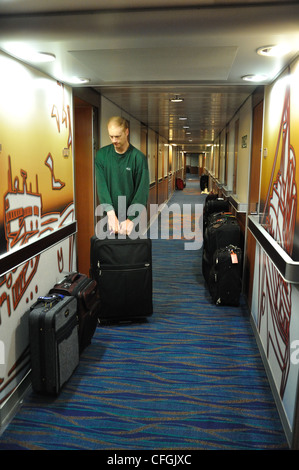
[108,116,129,130]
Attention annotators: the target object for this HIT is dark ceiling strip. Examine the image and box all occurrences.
[0,221,77,277]
[0,1,297,19]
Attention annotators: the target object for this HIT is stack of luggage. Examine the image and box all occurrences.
[49,272,100,354]
[29,272,100,394]
[28,234,154,394]
[202,196,242,306]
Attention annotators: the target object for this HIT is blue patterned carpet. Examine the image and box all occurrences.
[0,177,289,451]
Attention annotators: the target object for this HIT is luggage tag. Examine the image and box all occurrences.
[230,250,239,264]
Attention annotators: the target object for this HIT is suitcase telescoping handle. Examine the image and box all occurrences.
[30,293,64,311]
[38,293,64,308]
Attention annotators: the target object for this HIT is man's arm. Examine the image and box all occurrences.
[95,150,120,233]
[95,153,113,212]
[127,153,150,221]
[120,153,149,235]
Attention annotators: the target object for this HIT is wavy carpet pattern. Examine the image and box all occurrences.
[0,178,289,450]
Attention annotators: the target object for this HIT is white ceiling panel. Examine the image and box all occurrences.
[70,46,238,82]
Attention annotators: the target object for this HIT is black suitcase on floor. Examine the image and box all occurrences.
[204,215,240,257]
[203,198,230,217]
[50,272,100,354]
[202,248,211,284]
[90,235,153,323]
[202,215,240,285]
[203,198,230,232]
[208,245,242,306]
[204,193,218,202]
[206,211,235,228]
[29,295,79,394]
[200,174,209,191]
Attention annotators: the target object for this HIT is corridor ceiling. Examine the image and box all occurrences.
[0,0,299,152]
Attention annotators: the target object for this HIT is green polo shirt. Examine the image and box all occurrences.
[95,143,149,221]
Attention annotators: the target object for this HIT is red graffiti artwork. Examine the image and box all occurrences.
[258,83,297,398]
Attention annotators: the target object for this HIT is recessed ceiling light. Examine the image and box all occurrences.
[257,44,291,57]
[241,74,268,82]
[179,116,188,120]
[170,95,184,103]
[68,77,91,84]
[3,43,56,63]
[32,52,56,63]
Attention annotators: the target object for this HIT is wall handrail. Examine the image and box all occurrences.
[248,215,299,284]
[0,221,77,277]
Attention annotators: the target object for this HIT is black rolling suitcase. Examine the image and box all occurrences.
[90,235,153,323]
[204,211,236,235]
[200,174,209,191]
[29,295,79,394]
[204,193,218,202]
[50,272,100,354]
[208,245,242,306]
[202,248,211,284]
[204,198,230,216]
[202,215,240,284]
[206,211,235,227]
[204,215,241,256]
[203,198,230,233]
[203,197,230,225]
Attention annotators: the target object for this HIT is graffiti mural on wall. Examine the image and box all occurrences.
[1,153,74,313]
[0,76,75,404]
[4,154,74,249]
[257,82,297,399]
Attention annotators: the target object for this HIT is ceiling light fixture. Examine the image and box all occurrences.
[32,52,56,63]
[68,77,91,85]
[179,116,188,120]
[257,44,291,57]
[3,43,56,63]
[241,74,268,82]
[170,95,184,103]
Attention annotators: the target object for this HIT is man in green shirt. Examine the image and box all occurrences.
[95,116,149,236]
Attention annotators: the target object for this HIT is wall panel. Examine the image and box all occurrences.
[250,57,299,447]
[0,52,76,420]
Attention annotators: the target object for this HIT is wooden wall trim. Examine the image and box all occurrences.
[0,221,77,277]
